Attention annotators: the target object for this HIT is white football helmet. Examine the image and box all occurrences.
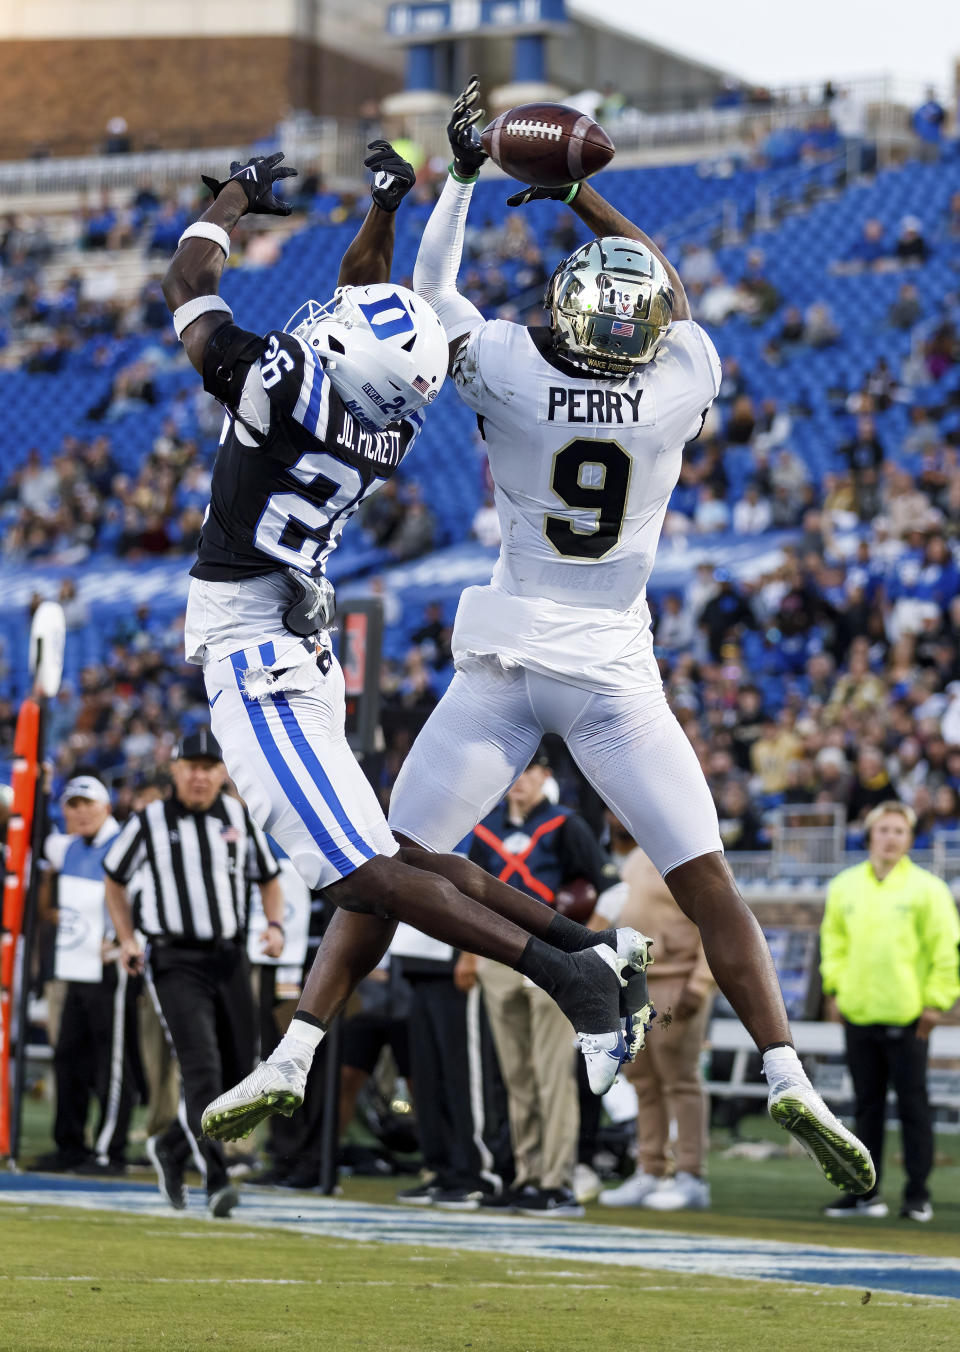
[285,283,447,431]
[545,236,674,376]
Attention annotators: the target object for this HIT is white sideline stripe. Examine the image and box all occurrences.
[0,1275,610,1291]
[3,1189,958,1302]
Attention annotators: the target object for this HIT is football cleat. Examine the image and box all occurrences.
[614,927,655,1060]
[768,1083,876,1195]
[202,1058,306,1142]
[576,1028,628,1096]
[576,940,635,1097]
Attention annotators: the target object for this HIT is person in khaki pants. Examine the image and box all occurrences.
[461,750,624,1218]
[600,839,715,1211]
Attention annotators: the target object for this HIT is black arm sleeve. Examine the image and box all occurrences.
[201,322,269,410]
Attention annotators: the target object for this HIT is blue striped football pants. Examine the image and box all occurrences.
[205,642,397,890]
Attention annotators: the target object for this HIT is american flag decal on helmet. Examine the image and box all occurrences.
[413,375,430,394]
[611,321,635,337]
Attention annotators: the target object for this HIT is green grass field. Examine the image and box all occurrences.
[1,1201,958,1352]
[3,1099,958,1352]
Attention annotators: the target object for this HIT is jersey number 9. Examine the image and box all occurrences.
[544,438,632,561]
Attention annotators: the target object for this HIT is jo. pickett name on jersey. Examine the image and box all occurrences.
[541,386,645,424]
[334,413,406,469]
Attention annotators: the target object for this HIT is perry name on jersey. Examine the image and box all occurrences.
[453,317,720,613]
[192,327,423,582]
[449,317,721,692]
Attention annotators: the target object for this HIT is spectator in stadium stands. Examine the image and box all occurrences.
[104,730,285,1218]
[34,777,138,1175]
[471,494,501,547]
[410,602,453,671]
[360,477,404,547]
[846,745,894,825]
[803,301,841,348]
[716,780,768,851]
[655,592,695,655]
[835,217,894,273]
[839,414,884,519]
[699,569,755,661]
[911,91,946,155]
[600,843,714,1213]
[732,482,773,535]
[387,487,436,562]
[750,714,802,797]
[820,801,960,1220]
[814,747,852,805]
[903,404,941,456]
[465,749,625,1217]
[896,216,930,266]
[888,282,924,330]
[693,483,731,534]
[739,250,781,323]
[102,116,132,155]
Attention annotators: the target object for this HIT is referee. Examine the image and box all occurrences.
[105,729,285,1217]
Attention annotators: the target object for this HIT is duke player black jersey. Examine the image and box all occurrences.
[191,326,423,581]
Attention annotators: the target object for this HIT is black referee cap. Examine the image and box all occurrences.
[174,729,223,763]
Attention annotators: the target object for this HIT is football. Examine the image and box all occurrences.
[553,878,599,924]
[480,103,615,188]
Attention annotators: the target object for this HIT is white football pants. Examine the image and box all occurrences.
[204,641,397,891]
[389,659,723,877]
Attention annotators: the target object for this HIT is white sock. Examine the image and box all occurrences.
[268,1015,325,1071]
[762,1045,810,1094]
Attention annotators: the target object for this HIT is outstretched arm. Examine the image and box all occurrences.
[566,182,690,320]
[162,180,252,375]
[509,178,690,321]
[337,140,417,286]
[413,76,489,369]
[163,152,297,374]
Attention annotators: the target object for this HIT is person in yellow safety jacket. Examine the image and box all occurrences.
[820,800,960,1222]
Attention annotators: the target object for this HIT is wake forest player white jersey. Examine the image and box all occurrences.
[192,326,423,583]
[450,317,721,693]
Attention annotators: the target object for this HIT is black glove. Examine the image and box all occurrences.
[364,140,416,213]
[447,75,487,178]
[506,182,582,208]
[201,152,298,216]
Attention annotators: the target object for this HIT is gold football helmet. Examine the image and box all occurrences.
[545,236,674,376]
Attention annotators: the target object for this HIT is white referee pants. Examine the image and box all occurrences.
[204,641,397,891]
[389,659,722,877]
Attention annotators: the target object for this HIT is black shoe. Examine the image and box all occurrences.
[30,1150,93,1173]
[208,1184,240,1218]
[74,1157,127,1177]
[433,1183,495,1212]
[281,1164,320,1190]
[479,1186,528,1211]
[396,1177,440,1205]
[821,1192,888,1218]
[514,1187,585,1218]
[146,1134,187,1210]
[248,1164,292,1187]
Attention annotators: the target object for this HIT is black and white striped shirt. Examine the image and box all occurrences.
[103,794,280,942]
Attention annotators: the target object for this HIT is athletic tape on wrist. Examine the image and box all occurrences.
[178,222,231,258]
[172,294,233,340]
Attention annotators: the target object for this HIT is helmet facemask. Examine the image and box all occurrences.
[285,285,446,431]
[545,237,674,377]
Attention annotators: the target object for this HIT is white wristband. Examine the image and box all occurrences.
[172,294,233,339]
[178,222,231,258]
